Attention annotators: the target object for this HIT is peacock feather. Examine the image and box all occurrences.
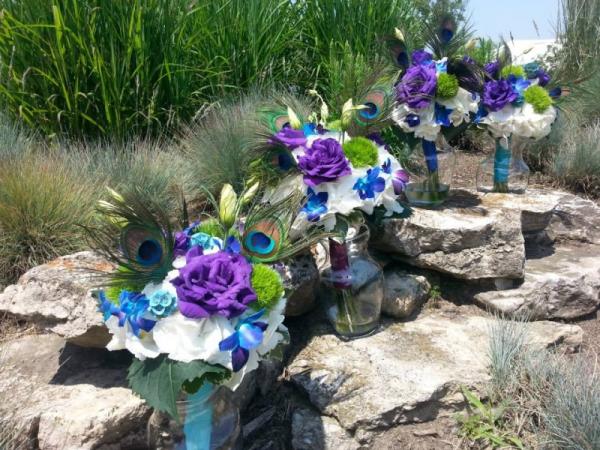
[351,81,395,133]
[383,28,409,71]
[257,92,314,134]
[241,192,329,263]
[85,188,175,290]
[422,12,473,60]
[347,72,396,137]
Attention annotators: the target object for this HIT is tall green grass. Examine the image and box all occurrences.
[301,0,419,111]
[0,0,211,139]
[0,0,427,140]
[552,0,600,82]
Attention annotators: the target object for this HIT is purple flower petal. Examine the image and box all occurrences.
[231,347,249,372]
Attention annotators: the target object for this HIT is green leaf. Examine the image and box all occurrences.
[461,386,486,414]
[127,355,230,421]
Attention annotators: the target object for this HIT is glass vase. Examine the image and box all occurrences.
[476,136,530,194]
[147,383,242,450]
[320,225,384,339]
[404,134,456,208]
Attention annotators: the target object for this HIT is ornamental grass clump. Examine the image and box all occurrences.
[470,315,600,449]
[0,153,97,284]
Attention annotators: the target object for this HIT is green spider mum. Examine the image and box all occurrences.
[342,137,379,168]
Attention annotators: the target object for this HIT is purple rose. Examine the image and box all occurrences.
[537,69,550,87]
[297,138,351,187]
[482,79,518,112]
[484,61,500,79]
[270,125,306,150]
[171,251,256,319]
[411,50,433,66]
[396,64,437,109]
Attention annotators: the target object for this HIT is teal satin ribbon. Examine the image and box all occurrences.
[493,139,511,184]
[183,383,214,450]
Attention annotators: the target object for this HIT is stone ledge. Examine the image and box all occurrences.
[475,243,600,320]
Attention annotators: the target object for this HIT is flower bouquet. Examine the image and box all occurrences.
[387,15,482,208]
[88,184,326,449]
[476,60,558,193]
[255,87,408,338]
[392,48,480,207]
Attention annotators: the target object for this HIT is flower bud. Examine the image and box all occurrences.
[394,27,405,43]
[240,181,260,206]
[219,184,238,229]
[287,106,302,129]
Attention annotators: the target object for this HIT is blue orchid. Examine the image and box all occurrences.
[98,290,156,337]
[382,158,392,174]
[508,75,531,107]
[353,167,386,200]
[224,235,242,254]
[302,123,318,137]
[435,103,452,127]
[302,188,328,222]
[219,309,268,372]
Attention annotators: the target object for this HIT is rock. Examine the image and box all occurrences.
[280,253,320,317]
[479,189,563,233]
[475,243,600,320]
[371,190,526,280]
[382,268,431,319]
[546,191,600,244]
[0,252,113,347]
[292,408,359,450]
[286,308,582,445]
[0,334,150,450]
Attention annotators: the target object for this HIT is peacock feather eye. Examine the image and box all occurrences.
[121,227,165,267]
[360,102,380,120]
[136,239,163,265]
[245,231,275,255]
[241,218,283,261]
[354,87,391,127]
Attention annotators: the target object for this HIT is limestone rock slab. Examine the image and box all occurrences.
[546,192,600,244]
[0,334,150,450]
[0,252,113,347]
[479,189,563,233]
[287,309,582,443]
[292,408,359,450]
[372,191,526,280]
[475,244,600,320]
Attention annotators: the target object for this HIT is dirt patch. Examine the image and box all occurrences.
[0,312,38,344]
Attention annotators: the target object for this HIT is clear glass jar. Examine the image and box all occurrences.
[476,135,530,194]
[320,225,383,339]
[404,134,456,208]
[147,383,242,450]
